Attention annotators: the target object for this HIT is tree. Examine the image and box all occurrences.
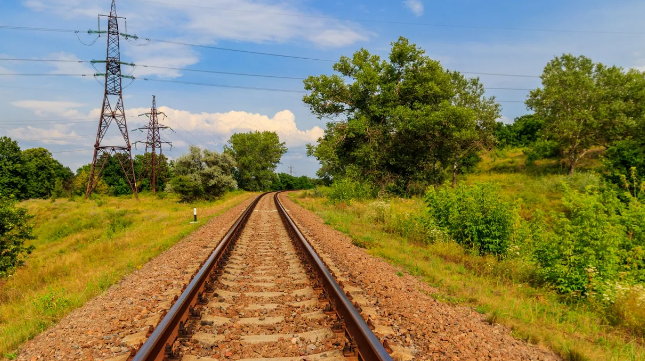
[0,137,25,199]
[495,115,544,148]
[526,54,645,175]
[224,131,287,191]
[303,37,499,191]
[22,148,73,199]
[169,146,237,201]
[0,195,35,277]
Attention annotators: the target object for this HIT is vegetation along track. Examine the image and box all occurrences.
[132,192,392,361]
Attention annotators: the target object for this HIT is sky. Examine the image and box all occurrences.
[1,0,645,177]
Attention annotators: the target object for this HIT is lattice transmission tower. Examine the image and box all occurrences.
[134,95,172,193]
[85,0,138,199]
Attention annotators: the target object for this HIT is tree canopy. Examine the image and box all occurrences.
[0,137,73,200]
[303,37,500,191]
[224,131,288,191]
[168,146,237,202]
[527,54,645,175]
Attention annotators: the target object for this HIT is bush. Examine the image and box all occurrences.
[0,195,35,277]
[425,183,519,257]
[327,178,374,204]
[532,186,624,296]
[168,146,236,202]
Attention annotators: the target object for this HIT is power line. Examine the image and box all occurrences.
[0,73,306,93]
[131,0,645,36]
[141,78,305,93]
[0,58,306,79]
[0,25,77,33]
[149,39,332,61]
[0,58,545,79]
[0,26,333,61]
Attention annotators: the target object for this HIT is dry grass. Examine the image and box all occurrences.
[291,192,645,361]
[0,191,254,358]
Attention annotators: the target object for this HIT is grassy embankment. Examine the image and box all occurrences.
[0,191,255,358]
[289,148,645,361]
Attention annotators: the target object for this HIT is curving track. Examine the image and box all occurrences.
[132,193,392,361]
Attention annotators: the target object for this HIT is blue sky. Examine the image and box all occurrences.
[1,0,645,177]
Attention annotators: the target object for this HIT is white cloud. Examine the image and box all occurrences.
[12,100,87,117]
[403,0,424,16]
[10,100,322,148]
[127,107,324,148]
[6,126,83,145]
[23,0,370,48]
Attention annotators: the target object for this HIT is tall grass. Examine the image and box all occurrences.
[0,191,254,357]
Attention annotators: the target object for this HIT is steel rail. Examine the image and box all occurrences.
[274,192,393,361]
[132,193,265,361]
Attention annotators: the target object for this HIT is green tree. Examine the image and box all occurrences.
[169,146,237,201]
[270,173,315,191]
[495,115,544,148]
[526,54,645,175]
[303,37,499,191]
[21,148,73,199]
[224,131,287,191]
[0,195,35,277]
[0,137,25,199]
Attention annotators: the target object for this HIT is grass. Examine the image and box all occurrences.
[290,192,645,361]
[0,191,255,357]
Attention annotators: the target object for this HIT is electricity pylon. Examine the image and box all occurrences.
[134,95,172,193]
[85,0,138,199]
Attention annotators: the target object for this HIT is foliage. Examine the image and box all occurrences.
[0,137,25,199]
[526,54,645,175]
[327,178,375,204]
[168,146,237,202]
[224,131,288,191]
[602,140,645,193]
[270,173,316,191]
[425,183,518,257]
[21,148,73,200]
[495,115,544,148]
[524,139,561,166]
[0,196,35,277]
[532,185,645,297]
[0,138,72,200]
[303,37,500,191]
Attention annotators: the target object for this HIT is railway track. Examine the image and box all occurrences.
[132,192,393,361]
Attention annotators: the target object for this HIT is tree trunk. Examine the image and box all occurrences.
[568,157,576,176]
[452,162,458,187]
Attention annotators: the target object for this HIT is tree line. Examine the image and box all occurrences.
[304,37,645,194]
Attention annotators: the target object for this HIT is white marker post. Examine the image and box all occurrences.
[192,208,197,223]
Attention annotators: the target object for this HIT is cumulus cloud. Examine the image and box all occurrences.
[124,107,324,147]
[10,100,322,148]
[403,0,424,16]
[6,125,84,145]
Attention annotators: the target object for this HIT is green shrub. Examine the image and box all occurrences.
[425,183,519,257]
[0,195,35,277]
[532,186,624,296]
[327,179,374,204]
